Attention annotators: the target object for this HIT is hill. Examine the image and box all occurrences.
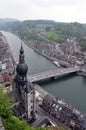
[0,19,86,50]
[0,18,18,24]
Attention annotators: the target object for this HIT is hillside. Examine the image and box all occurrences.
[0,18,18,25]
[0,19,86,50]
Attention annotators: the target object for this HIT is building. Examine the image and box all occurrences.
[41,94,86,130]
[13,44,35,120]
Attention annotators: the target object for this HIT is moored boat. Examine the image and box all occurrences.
[53,60,60,67]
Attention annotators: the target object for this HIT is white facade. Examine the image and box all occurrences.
[27,90,33,118]
[20,86,35,119]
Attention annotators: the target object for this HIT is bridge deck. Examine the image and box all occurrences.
[27,67,79,83]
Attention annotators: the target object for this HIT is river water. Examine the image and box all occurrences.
[2,31,86,113]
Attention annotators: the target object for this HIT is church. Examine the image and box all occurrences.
[12,44,35,121]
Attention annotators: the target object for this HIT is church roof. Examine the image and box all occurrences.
[16,44,28,76]
[20,44,24,54]
[16,63,28,75]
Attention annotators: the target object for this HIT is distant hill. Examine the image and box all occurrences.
[0,18,18,24]
[0,19,86,50]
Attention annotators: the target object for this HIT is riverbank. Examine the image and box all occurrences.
[23,39,72,68]
[34,83,86,130]
[3,31,72,68]
[0,32,15,87]
[6,31,55,62]
[24,40,54,61]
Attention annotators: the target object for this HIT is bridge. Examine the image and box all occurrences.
[27,67,79,83]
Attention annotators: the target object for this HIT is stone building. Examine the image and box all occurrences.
[13,44,35,120]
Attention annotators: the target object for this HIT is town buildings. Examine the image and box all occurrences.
[0,32,14,86]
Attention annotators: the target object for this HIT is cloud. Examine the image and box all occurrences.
[31,0,86,7]
[0,0,86,23]
[0,0,32,19]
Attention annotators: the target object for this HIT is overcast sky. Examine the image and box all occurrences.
[0,0,86,23]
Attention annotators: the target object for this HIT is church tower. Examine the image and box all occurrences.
[16,44,28,86]
[13,44,35,120]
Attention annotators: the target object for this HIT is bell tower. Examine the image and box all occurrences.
[13,44,35,120]
[15,44,28,86]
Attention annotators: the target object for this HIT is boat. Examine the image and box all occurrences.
[53,60,60,67]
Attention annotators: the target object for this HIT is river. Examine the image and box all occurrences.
[1,31,86,113]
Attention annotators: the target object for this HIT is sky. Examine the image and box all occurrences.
[0,0,86,23]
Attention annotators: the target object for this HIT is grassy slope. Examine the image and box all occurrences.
[44,31,68,43]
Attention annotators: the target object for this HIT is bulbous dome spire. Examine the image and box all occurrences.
[20,44,24,54]
[16,44,28,76]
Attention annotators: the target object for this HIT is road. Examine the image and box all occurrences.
[27,67,79,82]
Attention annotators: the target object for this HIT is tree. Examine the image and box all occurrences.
[45,26,51,31]
[0,87,12,118]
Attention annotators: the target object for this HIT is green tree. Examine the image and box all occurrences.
[0,87,12,118]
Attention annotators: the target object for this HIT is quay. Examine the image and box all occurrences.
[34,83,86,129]
[27,67,79,83]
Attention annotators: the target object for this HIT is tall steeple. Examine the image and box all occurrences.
[15,44,28,86]
[19,44,24,64]
[16,44,28,76]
